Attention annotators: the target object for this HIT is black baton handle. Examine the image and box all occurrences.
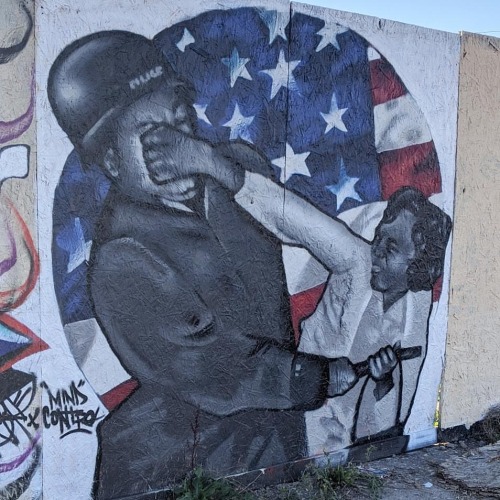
[353,345,422,378]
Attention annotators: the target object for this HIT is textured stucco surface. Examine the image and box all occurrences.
[441,33,500,429]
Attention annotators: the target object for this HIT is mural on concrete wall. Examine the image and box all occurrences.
[42,2,456,498]
[0,1,46,499]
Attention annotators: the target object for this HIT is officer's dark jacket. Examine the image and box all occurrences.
[89,173,326,498]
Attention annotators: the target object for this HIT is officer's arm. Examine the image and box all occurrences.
[234,170,370,273]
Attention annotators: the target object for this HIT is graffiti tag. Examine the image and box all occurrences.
[40,380,102,439]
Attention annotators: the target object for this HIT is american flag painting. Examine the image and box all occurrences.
[52,7,442,406]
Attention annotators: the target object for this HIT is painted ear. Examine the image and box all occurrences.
[102,148,119,179]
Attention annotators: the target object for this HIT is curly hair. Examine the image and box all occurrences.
[377,187,452,292]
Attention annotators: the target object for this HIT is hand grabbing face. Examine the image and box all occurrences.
[104,85,210,206]
[140,124,211,186]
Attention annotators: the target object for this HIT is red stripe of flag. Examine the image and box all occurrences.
[101,379,138,411]
[290,283,326,343]
[378,141,442,200]
[370,56,407,106]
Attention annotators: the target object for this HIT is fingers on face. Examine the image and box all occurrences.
[146,160,177,184]
[140,126,172,147]
[140,127,180,178]
[140,124,188,149]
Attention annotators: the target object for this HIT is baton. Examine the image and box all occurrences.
[353,345,422,378]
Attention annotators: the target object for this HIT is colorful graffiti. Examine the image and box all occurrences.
[0,0,34,144]
[46,5,455,499]
[0,214,43,500]
[0,319,45,500]
[0,1,45,499]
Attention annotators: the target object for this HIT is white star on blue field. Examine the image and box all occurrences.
[155,7,380,218]
[222,102,254,142]
[258,9,289,44]
[56,217,92,274]
[259,49,300,99]
[272,143,311,183]
[321,92,348,134]
[221,47,252,88]
[175,28,195,52]
[53,7,386,323]
[326,158,362,211]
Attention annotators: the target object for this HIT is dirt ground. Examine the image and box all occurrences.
[253,436,500,499]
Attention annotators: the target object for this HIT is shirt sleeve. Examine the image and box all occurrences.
[234,171,370,273]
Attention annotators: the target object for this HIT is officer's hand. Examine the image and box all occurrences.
[328,357,358,396]
[141,124,213,183]
[368,345,398,381]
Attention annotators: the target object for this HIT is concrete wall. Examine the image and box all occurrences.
[3,1,499,499]
[441,32,500,429]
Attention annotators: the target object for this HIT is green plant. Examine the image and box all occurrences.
[174,467,254,500]
[276,484,301,500]
[364,443,377,462]
[302,462,383,500]
[365,473,383,499]
[321,464,358,488]
[434,385,441,428]
[303,462,355,499]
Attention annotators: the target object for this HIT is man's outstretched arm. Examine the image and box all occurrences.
[233,167,370,274]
